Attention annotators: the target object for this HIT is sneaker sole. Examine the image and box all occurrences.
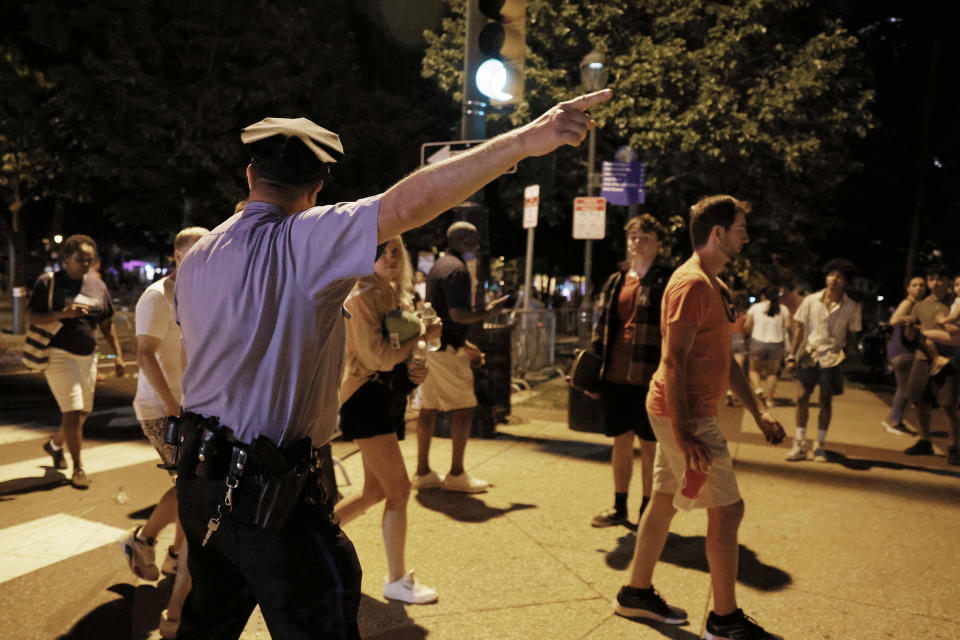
[705,630,782,640]
[613,602,686,625]
[591,518,628,528]
[120,540,160,581]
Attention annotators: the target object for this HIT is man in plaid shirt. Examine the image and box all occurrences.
[588,214,672,528]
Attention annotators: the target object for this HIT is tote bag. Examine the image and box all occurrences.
[22,273,62,372]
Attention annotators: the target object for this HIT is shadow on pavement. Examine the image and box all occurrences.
[735,458,960,504]
[57,580,171,640]
[824,450,960,478]
[0,466,69,498]
[414,489,536,522]
[603,532,792,592]
[496,431,611,462]
[358,594,429,639]
[616,617,701,640]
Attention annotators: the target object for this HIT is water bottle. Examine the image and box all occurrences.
[411,340,428,367]
[114,486,129,505]
[421,302,441,351]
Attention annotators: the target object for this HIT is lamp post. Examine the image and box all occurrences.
[578,50,607,313]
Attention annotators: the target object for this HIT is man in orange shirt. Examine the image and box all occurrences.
[613,195,786,640]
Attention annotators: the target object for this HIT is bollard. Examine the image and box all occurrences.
[11,287,28,335]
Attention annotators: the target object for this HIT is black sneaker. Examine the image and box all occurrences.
[704,609,782,639]
[881,420,915,436]
[904,439,934,456]
[43,440,67,469]
[613,585,687,624]
[947,447,960,466]
[591,507,628,528]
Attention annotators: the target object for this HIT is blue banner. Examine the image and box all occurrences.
[601,161,646,206]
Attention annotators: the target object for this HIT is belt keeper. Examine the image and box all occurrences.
[230,447,248,478]
[197,428,217,462]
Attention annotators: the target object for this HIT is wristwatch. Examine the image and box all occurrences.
[785,355,796,363]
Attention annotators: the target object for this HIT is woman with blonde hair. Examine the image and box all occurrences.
[336,235,442,604]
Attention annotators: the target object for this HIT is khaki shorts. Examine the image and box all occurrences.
[419,347,477,412]
[648,411,742,511]
[44,347,98,413]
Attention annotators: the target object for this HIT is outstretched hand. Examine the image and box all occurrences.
[519,89,613,157]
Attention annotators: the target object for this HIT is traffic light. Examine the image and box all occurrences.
[468,0,524,104]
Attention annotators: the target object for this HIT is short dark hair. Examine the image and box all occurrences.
[689,195,751,249]
[823,258,856,279]
[926,263,951,279]
[624,214,667,241]
[63,234,97,259]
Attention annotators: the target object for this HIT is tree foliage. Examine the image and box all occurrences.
[423,0,875,287]
[0,0,455,286]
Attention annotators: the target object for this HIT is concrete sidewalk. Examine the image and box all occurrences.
[219,376,958,639]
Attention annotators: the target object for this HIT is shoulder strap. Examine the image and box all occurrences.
[47,272,55,312]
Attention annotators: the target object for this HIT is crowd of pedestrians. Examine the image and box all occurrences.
[20,85,959,640]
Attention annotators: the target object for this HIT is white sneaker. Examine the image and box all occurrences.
[120,526,159,580]
[411,470,444,490]
[785,440,808,462]
[158,610,180,639]
[812,447,828,463]
[442,471,488,493]
[383,570,439,604]
[161,546,179,576]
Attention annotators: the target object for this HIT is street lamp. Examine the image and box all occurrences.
[578,50,607,314]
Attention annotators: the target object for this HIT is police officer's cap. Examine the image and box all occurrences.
[241,117,344,186]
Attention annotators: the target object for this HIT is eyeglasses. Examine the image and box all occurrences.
[719,287,736,323]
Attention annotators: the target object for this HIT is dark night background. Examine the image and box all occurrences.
[1,0,957,310]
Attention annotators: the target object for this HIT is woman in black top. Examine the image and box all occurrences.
[27,234,125,489]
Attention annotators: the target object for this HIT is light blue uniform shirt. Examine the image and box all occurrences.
[174,197,380,446]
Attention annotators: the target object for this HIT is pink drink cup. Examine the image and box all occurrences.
[680,468,709,499]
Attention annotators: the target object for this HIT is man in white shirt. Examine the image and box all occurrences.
[121,228,206,635]
[785,259,862,462]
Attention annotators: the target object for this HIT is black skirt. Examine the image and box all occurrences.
[339,365,416,441]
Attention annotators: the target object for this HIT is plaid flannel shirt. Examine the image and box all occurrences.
[590,263,671,386]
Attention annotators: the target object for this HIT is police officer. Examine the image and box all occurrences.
[173,89,612,639]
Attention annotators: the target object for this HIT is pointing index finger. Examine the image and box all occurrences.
[562,89,613,112]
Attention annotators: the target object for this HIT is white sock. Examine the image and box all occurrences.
[795,428,807,443]
[817,430,828,447]
[49,440,62,451]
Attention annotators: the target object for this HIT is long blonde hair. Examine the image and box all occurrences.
[379,235,415,311]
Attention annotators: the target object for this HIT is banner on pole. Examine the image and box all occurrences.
[601,161,646,205]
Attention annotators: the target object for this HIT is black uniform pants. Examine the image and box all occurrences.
[175,470,362,640]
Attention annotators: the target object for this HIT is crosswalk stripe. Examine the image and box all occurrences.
[0,440,159,484]
[0,424,56,446]
[0,513,128,584]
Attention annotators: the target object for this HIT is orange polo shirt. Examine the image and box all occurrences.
[647,255,732,419]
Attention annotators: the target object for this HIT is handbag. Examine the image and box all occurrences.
[568,348,602,394]
[22,273,62,372]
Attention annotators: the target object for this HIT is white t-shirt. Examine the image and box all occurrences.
[794,289,862,368]
[133,277,183,420]
[746,300,790,343]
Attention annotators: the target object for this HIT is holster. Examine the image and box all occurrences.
[252,436,312,531]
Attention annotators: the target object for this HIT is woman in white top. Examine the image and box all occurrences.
[744,287,792,408]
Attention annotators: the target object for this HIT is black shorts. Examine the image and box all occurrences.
[339,379,408,441]
[599,381,656,441]
[797,363,845,397]
[907,358,958,408]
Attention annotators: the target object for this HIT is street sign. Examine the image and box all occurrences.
[572,197,606,240]
[522,184,539,229]
[601,161,646,205]
[420,140,517,174]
